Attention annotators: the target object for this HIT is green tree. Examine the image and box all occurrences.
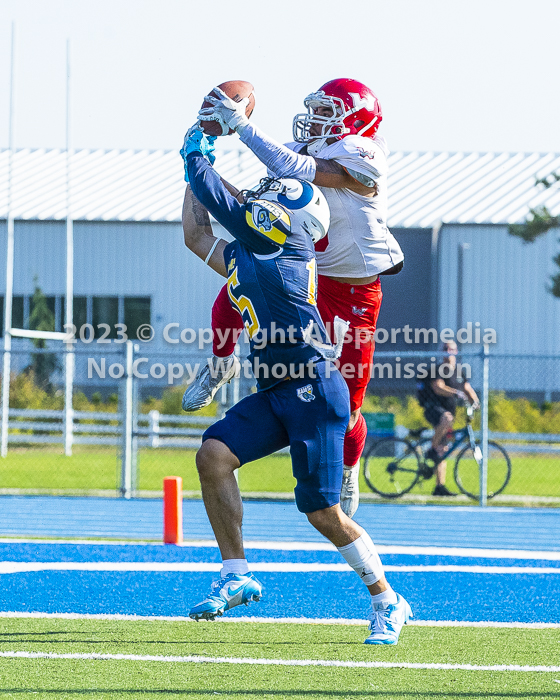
[27,283,59,392]
[508,172,560,296]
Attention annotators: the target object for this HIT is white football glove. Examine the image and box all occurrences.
[456,390,467,403]
[197,86,250,135]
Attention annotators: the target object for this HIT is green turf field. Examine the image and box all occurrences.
[0,617,557,699]
[0,446,558,501]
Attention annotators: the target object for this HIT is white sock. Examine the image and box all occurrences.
[337,531,384,587]
[371,589,398,608]
[343,466,359,483]
[212,353,235,366]
[220,559,249,577]
[343,461,360,471]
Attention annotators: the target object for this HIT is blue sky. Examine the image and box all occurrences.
[0,0,559,154]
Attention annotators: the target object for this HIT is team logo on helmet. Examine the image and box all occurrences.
[348,91,377,112]
[246,200,291,245]
[297,384,315,402]
[255,206,272,232]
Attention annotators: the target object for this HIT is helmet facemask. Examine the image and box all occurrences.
[293,91,350,155]
[242,177,282,204]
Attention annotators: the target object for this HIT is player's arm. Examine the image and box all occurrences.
[240,124,375,194]
[187,151,280,255]
[201,91,377,194]
[182,185,227,277]
[219,176,244,203]
[312,157,377,194]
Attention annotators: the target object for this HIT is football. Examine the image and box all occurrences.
[199,80,255,136]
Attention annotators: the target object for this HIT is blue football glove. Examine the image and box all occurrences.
[180,125,217,182]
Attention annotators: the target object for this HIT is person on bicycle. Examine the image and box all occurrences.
[417,341,479,496]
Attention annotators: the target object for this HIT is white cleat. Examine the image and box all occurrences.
[340,466,360,518]
[364,593,413,645]
[182,354,240,412]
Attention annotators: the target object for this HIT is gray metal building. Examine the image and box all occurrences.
[0,147,559,396]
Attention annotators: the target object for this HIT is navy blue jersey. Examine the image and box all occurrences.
[187,152,331,390]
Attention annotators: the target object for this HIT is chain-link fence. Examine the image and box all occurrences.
[0,341,558,506]
[360,351,560,506]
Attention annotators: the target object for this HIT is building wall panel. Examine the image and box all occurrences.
[0,220,228,351]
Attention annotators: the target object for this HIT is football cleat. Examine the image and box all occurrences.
[340,466,360,518]
[189,573,263,621]
[182,354,240,412]
[364,593,412,645]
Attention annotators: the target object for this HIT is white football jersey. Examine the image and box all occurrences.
[286,135,403,278]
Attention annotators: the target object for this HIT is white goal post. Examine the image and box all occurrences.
[1,31,75,457]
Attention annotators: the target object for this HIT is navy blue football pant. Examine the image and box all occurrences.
[202,361,350,513]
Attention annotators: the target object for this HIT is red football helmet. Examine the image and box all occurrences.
[293,78,382,153]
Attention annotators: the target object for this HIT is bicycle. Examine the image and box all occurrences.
[362,405,512,500]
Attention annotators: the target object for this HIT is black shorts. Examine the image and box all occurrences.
[423,404,454,428]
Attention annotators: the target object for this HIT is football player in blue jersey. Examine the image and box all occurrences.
[184,79,405,521]
[180,127,412,645]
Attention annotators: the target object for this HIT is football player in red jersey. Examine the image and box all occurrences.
[183,79,404,519]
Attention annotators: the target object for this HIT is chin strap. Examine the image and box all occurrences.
[307,138,329,157]
[302,315,350,361]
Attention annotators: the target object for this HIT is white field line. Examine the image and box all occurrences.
[0,650,558,672]
[1,611,559,629]
[1,561,560,575]
[2,538,560,561]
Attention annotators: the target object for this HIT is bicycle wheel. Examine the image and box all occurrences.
[363,437,421,498]
[454,440,512,500]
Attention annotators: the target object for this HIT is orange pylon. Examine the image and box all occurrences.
[163,476,183,545]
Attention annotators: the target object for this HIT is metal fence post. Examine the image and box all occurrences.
[479,344,490,507]
[1,344,11,457]
[131,349,139,494]
[149,409,160,448]
[120,340,137,498]
[64,347,74,456]
[1,25,15,459]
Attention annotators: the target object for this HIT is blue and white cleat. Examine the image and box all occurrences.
[364,593,412,645]
[189,573,263,621]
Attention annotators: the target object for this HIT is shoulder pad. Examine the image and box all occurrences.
[321,137,383,180]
